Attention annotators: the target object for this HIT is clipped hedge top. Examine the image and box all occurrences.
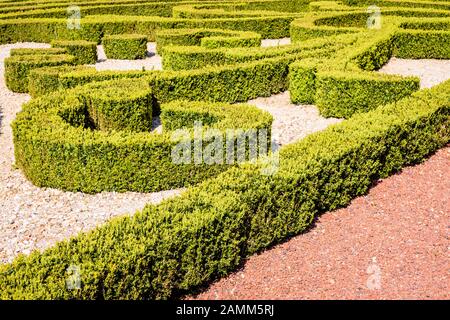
[9,47,66,56]
[5,53,75,64]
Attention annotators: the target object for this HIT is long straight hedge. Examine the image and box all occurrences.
[1,81,448,299]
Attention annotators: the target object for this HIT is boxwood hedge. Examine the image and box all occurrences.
[12,78,273,193]
[102,34,148,60]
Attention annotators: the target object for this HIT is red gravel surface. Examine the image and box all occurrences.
[191,146,450,300]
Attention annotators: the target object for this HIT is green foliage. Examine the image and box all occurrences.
[79,79,154,132]
[393,30,450,59]
[102,34,148,60]
[156,28,261,53]
[150,56,291,103]
[2,80,449,299]
[315,71,420,118]
[289,60,317,104]
[1,0,450,300]
[51,40,98,65]
[200,33,261,49]
[5,54,75,93]
[28,65,95,97]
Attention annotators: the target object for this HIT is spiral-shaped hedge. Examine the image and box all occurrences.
[0,0,449,299]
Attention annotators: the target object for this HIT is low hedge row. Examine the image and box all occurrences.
[102,34,148,60]
[149,55,295,104]
[51,40,98,65]
[2,80,448,299]
[171,3,302,19]
[28,67,153,98]
[393,30,450,59]
[78,79,154,132]
[12,78,273,193]
[314,71,420,118]
[155,28,262,53]
[290,15,359,43]
[10,47,66,56]
[0,14,295,44]
[160,33,353,71]
[28,65,96,97]
[5,54,75,93]
[200,33,261,49]
[289,61,420,118]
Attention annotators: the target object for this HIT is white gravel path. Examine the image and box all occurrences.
[261,38,291,47]
[1,42,448,264]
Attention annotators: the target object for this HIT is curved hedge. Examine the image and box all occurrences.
[12,78,273,193]
[1,0,449,300]
[288,13,450,118]
[5,53,75,92]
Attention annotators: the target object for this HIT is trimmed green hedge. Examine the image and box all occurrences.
[102,34,148,60]
[288,59,317,104]
[51,40,98,65]
[0,15,295,44]
[28,65,96,97]
[28,67,153,98]
[10,47,66,56]
[393,30,450,59]
[12,79,273,193]
[149,55,293,104]
[200,33,261,49]
[2,80,448,299]
[289,62,420,118]
[78,79,154,132]
[5,54,75,93]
